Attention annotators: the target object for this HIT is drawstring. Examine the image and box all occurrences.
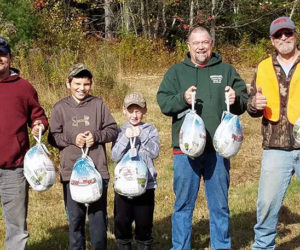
[225,91,230,112]
[191,91,196,111]
[191,90,197,137]
[129,137,136,149]
[33,126,51,155]
[81,147,89,157]
[196,66,199,89]
[33,126,42,144]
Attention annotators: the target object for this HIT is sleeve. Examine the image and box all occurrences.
[28,87,48,132]
[228,66,249,116]
[91,101,118,144]
[48,105,73,149]
[156,67,190,116]
[247,69,264,118]
[111,127,130,162]
[137,125,160,160]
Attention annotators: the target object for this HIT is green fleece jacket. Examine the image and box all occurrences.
[157,52,248,151]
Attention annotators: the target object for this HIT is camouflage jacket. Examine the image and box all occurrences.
[247,51,300,150]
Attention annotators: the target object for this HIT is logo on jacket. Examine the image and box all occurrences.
[72,115,90,127]
[210,75,223,84]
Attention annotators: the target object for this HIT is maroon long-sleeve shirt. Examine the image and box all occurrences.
[0,68,48,168]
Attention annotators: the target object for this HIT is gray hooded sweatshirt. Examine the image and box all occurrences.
[111,122,160,189]
[48,95,118,181]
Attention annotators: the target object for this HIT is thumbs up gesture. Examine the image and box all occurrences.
[254,87,267,110]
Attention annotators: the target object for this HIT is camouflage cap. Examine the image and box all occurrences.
[68,63,93,78]
[123,92,146,109]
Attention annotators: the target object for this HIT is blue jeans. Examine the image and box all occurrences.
[63,180,109,250]
[171,152,231,250]
[253,149,300,250]
[0,167,29,250]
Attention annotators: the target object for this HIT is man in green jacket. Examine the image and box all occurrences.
[157,26,248,250]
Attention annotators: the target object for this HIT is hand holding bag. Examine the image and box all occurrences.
[24,126,56,192]
[179,91,206,158]
[213,91,243,158]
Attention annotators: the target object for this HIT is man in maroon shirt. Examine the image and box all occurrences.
[0,36,48,250]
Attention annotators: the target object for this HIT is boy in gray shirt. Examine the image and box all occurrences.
[48,63,118,249]
[111,92,160,250]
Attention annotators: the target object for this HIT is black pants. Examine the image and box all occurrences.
[114,189,155,243]
[63,180,108,250]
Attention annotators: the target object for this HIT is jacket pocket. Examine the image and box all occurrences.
[0,133,25,167]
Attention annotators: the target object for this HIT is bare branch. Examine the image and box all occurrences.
[290,0,299,19]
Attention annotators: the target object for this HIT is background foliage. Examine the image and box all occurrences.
[1,0,299,55]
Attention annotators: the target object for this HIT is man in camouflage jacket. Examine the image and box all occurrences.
[247,16,300,250]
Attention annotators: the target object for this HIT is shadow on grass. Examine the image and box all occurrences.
[28,224,69,250]
[26,205,300,250]
[152,205,300,250]
[151,212,254,249]
[277,235,300,250]
[190,210,256,249]
[151,211,255,249]
[276,205,300,250]
[28,217,116,250]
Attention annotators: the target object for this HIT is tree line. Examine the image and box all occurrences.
[0,0,299,50]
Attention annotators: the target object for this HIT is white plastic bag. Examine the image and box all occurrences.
[213,92,243,158]
[24,126,56,192]
[179,91,206,158]
[114,136,148,198]
[293,117,300,145]
[70,148,103,204]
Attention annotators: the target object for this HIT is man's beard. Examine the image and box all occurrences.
[195,53,208,64]
[277,41,295,55]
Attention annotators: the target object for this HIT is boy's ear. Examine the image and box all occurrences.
[66,79,71,89]
[122,107,127,115]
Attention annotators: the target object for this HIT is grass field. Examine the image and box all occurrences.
[1,71,300,250]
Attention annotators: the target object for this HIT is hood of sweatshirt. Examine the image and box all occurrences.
[0,68,20,83]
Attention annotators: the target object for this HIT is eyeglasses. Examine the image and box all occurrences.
[272,30,295,39]
[189,40,212,47]
[0,37,9,46]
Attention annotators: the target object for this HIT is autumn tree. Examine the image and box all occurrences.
[27,0,300,46]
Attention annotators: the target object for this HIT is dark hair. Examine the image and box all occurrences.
[68,70,93,83]
[187,26,212,42]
